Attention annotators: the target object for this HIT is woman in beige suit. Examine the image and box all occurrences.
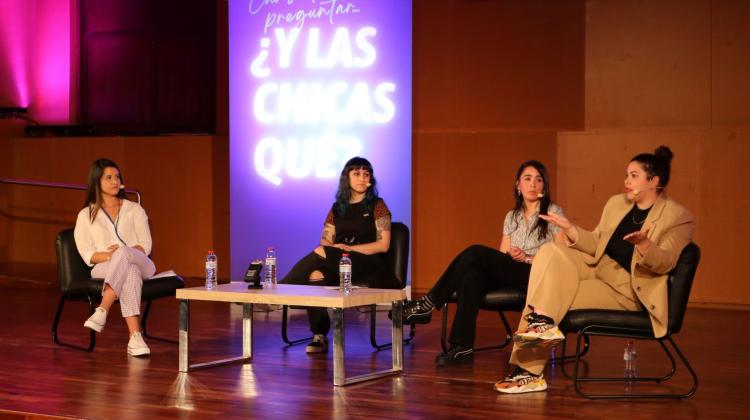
[495,146,695,394]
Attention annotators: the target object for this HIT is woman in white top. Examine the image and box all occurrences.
[75,158,155,356]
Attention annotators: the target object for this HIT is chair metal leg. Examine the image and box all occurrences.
[569,326,698,399]
[556,334,590,372]
[281,305,313,346]
[140,300,178,344]
[663,336,699,397]
[655,338,678,382]
[369,304,415,351]
[52,294,96,352]
[440,304,513,352]
[474,311,513,351]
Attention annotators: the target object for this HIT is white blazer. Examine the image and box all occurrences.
[74,199,153,266]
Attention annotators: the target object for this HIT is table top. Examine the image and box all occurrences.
[175,282,406,308]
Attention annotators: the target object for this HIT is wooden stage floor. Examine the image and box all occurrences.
[0,284,747,419]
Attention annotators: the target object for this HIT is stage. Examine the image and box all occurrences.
[0,278,746,419]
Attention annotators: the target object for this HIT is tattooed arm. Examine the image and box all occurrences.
[320,223,336,246]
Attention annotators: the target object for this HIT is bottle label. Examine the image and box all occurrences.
[206,261,217,270]
[265,257,276,265]
[340,265,351,274]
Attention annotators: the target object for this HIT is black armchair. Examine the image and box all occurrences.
[281,221,415,350]
[558,242,700,399]
[53,228,184,351]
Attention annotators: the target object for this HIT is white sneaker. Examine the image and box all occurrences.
[127,332,151,357]
[513,312,565,348]
[83,307,108,333]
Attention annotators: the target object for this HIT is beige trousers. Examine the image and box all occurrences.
[509,243,641,375]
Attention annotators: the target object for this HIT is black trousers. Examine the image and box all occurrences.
[428,244,530,348]
[280,248,400,335]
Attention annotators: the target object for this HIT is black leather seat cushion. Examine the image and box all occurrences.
[446,287,527,312]
[559,309,655,338]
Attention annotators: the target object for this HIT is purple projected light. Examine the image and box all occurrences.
[33,0,72,122]
[0,0,33,107]
[229,1,412,280]
[0,0,72,121]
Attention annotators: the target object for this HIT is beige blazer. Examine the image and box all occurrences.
[570,193,695,337]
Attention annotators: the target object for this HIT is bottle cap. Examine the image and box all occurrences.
[343,253,349,257]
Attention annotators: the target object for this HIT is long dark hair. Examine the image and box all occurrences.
[334,156,379,216]
[83,158,127,222]
[630,145,674,190]
[510,160,552,241]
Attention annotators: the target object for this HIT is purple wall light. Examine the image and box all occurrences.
[229,0,413,281]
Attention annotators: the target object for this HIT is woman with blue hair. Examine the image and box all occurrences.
[280,156,399,353]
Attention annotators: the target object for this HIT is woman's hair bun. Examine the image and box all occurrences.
[654,145,673,164]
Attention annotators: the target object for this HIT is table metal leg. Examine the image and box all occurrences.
[178,300,189,372]
[391,300,404,370]
[333,308,346,386]
[179,300,254,372]
[335,302,405,386]
[243,303,253,359]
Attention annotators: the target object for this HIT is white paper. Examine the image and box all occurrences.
[148,270,177,279]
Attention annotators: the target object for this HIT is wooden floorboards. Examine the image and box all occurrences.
[0,284,747,419]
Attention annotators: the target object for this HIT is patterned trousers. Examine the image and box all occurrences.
[91,246,156,318]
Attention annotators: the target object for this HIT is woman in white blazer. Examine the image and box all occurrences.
[74,158,155,356]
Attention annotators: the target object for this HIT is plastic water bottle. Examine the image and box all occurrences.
[339,253,352,294]
[205,250,217,290]
[264,247,277,287]
[623,340,637,379]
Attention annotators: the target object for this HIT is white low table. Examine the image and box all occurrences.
[176,283,406,386]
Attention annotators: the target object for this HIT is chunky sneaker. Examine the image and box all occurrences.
[127,332,151,357]
[494,366,547,394]
[435,344,474,366]
[402,295,435,324]
[305,334,328,353]
[83,307,108,333]
[513,312,565,348]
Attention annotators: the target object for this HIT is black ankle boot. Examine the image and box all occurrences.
[435,344,474,366]
[402,295,434,324]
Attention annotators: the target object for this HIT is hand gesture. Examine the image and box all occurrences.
[623,228,650,245]
[538,213,572,230]
[508,246,527,263]
[333,243,352,252]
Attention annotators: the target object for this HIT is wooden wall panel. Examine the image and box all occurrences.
[712,0,750,125]
[414,0,585,130]
[585,0,711,128]
[1,135,229,279]
[695,130,750,305]
[0,121,25,263]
